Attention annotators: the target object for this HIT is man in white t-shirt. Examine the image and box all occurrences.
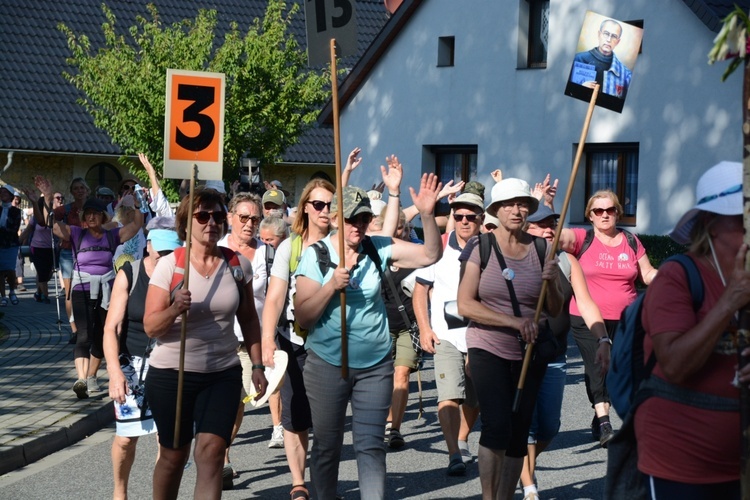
[413,190,484,476]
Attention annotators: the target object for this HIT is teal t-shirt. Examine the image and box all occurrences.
[295,234,392,369]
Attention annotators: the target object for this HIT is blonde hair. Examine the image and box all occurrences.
[291,178,335,237]
[585,189,623,222]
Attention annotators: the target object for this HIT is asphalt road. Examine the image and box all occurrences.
[0,340,619,499]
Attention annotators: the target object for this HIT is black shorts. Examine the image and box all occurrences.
[277,334,313,432]
[145,365,242,449]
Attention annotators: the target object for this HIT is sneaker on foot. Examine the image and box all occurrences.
[73,379,88,399]
[222,464,234,490]
[86,376,100,393]
[33,292,42,303]
[458,440,474,464]
[387,428,405,449]
[599,422,615,448]
[447,454,466,476]
[269,424,284,448]
[384,421,392,442]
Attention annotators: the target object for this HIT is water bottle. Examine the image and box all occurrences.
[133,184,150,214]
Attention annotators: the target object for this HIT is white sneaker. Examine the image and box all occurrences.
[86,376,100,393]
[268,424,284,448]
[458,440,474,464]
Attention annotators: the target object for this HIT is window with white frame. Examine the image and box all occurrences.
[585,143,639,225]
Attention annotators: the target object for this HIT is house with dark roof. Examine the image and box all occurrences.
[326,0,749,235]
[0,0,388,201]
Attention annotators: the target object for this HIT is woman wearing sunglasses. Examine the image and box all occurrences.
[559,189,657,447]
[294,175,443,500]
[143,187,267,499]
[217,192,271,488]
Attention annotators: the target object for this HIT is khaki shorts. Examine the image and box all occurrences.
[433,339,477,406]
[391,328,419,370]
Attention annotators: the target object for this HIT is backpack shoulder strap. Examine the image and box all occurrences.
[169,247,187,298]
[265,243,275,292]
[289,234,303,274]
[532,236,546,270]
[106,229,116,255]
[311,240,336,276]
[578,228,595,257]
[219,246,245,304]
[479,232,492,272]
[361,236,384,272]
[621,229,638,254]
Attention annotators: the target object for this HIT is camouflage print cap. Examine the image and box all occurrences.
[463,181,485,198]
[331,186,373,219]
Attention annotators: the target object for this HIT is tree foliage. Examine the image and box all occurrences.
[59,1,329,199]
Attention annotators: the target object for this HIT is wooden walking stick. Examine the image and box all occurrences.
[173,165,196,448]
[513,84,600,412]
[330,38,348,379]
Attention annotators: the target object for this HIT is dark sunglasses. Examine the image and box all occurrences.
[236,213,261,224]
[452,213,480,223]
[591,207,617,217]
[193,211,227,224]
[121,184,136,192]
[346,213,373,226]
[307,200,332,212]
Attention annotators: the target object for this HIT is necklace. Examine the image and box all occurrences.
[192,255,220,279]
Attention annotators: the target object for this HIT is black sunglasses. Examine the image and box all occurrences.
[236,213,261,224]
[591,207,617,217]
[346,213,373,226]
[452,213,480,223]
[307,200,332,212]
[193,211,227,224]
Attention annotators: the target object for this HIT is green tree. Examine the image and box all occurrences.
[59,1,329,199]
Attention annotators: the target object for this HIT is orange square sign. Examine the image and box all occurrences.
[163,69,225,180]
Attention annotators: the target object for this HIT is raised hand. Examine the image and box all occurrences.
[437,179,464,201]
[409,173,442,215]
[345,147,363,173]
[380,155,403,194]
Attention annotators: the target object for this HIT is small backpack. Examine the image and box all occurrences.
[579,228,637,257]
[169,246,245,304]
[607,253,704,418]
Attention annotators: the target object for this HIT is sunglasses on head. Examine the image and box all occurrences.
[452,213,480,223]
[591,207,617,217]
[236,213,261,224]
[346,213,373,226]
[307,200,332,212]
[193,211,227,224]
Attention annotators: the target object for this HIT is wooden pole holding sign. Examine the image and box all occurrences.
[513,84,600,413]
[173,166,197,448]
[739,57,750,500]
[330,39,348,379]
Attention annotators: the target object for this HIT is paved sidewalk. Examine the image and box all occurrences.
[0,267,113,476]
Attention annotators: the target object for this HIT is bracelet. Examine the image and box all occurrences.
[389,192,400,198]
[598,336,612,346]
[251,364,265,371]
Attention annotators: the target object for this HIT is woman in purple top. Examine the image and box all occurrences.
[45,195,144,399]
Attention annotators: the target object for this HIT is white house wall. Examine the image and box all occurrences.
[339,0,742,235]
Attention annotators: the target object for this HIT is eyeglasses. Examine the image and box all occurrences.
[346,213,373,226]
[697,184,742,205]
[121,184,136,191]
[499,201,530,211]
[307,200,332,212]
[236,213,261,224]
[591,207,618,217]
[54,195,64,201]
[193,211,227,224]
[452,213,480,223]
[600,30,620,41]
[531,219,557,229]
[83,210,103,218]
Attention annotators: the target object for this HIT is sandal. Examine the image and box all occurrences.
[9,293,18,305]
[0,298,8,307]
[290,484,310,500]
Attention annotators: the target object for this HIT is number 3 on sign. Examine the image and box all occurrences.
[163,69,225,180]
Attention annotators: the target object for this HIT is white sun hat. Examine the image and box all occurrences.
[670,161,742,245]
[248,350,288,408]
[486,178,539,217]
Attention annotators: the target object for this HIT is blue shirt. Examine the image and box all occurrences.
[295,234,392,369]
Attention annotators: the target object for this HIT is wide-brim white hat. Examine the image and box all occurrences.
[670,161,742,245]
[486,178,539,217]
[249,350,288,408]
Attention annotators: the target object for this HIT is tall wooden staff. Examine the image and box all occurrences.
[330,39,349,379]
[513,85,600,412]
[173,166,197,448]
[739,57,750,500]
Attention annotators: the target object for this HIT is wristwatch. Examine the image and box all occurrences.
[598,336,612,346]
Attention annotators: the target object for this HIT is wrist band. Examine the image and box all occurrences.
[598,336,612,345]
[389,192,400,198]
[251,364,265,370]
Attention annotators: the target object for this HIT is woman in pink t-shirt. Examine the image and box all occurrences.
[559,189,657,447]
